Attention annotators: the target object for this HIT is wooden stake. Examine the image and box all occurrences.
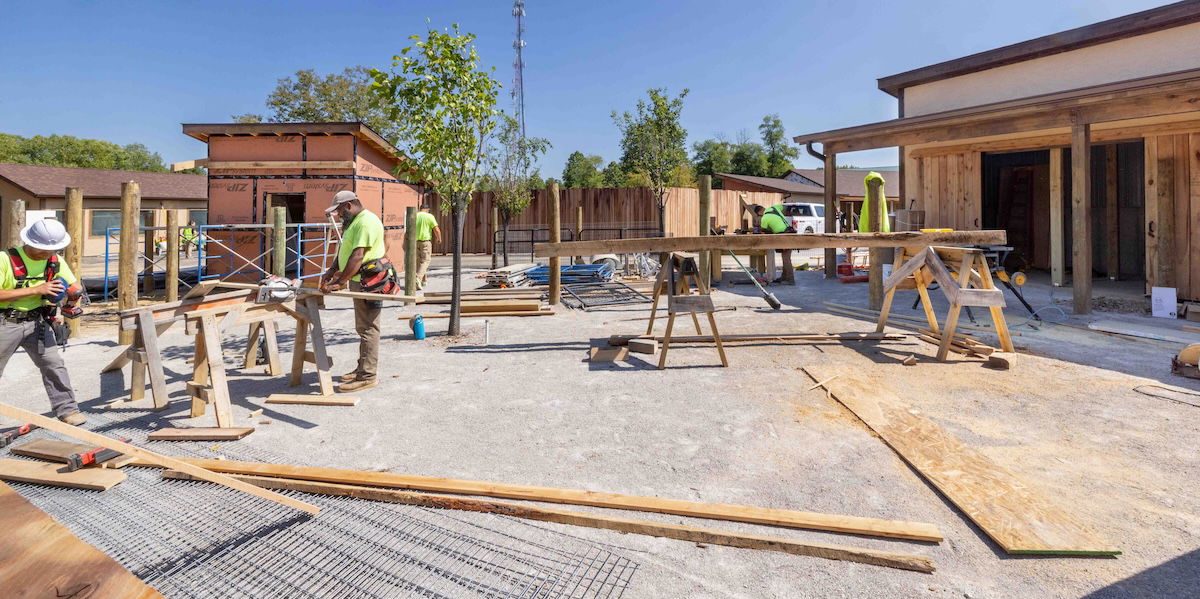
[0,403,318,515]
[867,177,884,310]
[118,182,140,345]
[271,206,286,278]
[698,175,712,287]
[165,210,180,302]
[64,188,84,336]
[163,471,935,573]
[1049,148,1065,287]
[1,198,25,254]
[824,151,838,278]
[142,210,156,296]
[548,182,561,305]
[1071,123,1092,314]
[404,206,417,297]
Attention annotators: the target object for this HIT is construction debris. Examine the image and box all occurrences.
[561,281,652,310]
[483,263,538,287]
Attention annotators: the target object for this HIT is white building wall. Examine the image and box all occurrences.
[904,21,1200,116]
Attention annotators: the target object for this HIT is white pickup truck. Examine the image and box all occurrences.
[781,202,826,233]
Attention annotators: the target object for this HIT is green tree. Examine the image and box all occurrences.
[731,141,768,176]
[691,139,733,182]
[613,88,689,233]
[491,114,551,266]
[0,133,169,172]
[759,114,798,177]
[561,151,603,188]
[527,170,546,190]
[600,161,625,187]
[237,66,402,144]
[371,24,501,335]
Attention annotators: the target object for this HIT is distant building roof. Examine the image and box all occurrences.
[0,163,207,200]
[715,172,824,195]
[786,168,899,198]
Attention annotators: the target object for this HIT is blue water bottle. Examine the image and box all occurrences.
[411,314,426,340]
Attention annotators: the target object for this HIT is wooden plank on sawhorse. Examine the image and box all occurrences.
[289,295,335,396]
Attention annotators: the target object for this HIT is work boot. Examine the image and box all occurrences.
[338,370,363,383]
[338,377,377,393]
[59,412,86,426]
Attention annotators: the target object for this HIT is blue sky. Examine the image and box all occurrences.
[0,0,1170,175]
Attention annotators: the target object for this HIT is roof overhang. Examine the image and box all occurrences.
[877,2,1200,97]
[794,68,1200,153]
[182,122,403,161]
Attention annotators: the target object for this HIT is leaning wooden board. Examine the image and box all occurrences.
[129,457,942,542]
[0,481,163,598]
[0,458,127,491]
[802,366,1118,556]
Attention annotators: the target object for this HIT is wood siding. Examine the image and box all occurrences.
[1145,132,1200,298]
[913,151,983,230]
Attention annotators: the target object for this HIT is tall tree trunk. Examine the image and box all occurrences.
[449,193,467,336]
[502,215,510,267]
[657,189,666,236]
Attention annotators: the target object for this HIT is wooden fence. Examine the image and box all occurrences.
[430,187,783,254]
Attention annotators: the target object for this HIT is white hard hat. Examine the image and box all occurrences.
[325,190,359,214]
[20,218,71,251]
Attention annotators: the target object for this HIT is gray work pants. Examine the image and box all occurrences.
[349,281,381,379]
[0,318,79,417]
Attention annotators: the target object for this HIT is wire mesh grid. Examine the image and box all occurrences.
[5,416,638,599]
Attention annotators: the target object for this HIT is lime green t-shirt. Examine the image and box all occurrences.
[761,205,790,234]
[0,247,78,312]
[413,211,439,242]
[337,210,386,281]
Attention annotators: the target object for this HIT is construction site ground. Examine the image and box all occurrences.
[5,262,1199,598]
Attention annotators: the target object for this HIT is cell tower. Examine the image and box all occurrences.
[512,0,527,140]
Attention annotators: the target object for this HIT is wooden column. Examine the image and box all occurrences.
[1071,123,1092,315]
[2,198,25,250]
[271,206,286,278]
[1104,145,1119,281]
[404,206,417,297]
[698,175,711,287]
[823,151,837,278]
[64,188,84,336]
[118,182,140,345]
[165,210,180,302]
[548,182,561,305]
[1152,138,1176,291]
[866,178,884,310]
[1049,148,1065,287]
[575,204,584,266]
[142,210,155,295]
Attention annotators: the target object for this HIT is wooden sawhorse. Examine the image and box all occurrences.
[647,252,728,369]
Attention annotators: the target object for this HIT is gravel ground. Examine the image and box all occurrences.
[3,263,1198,599]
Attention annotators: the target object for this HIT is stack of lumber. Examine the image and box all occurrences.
[143,457,940,573]
[422,288,545,304]
[527,263,614,285]
[484,263,537,287]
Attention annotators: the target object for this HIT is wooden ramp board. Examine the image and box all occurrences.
[163,471,935,573]
[133,457,943,543]
[802,366,1119,556]
[11,439,137,468]
[266,394,360,406]
[147,427,254,441]
[0,458,127,491]
[0,481,163,598]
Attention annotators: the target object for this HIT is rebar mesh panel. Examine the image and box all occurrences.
[6,415,637,599]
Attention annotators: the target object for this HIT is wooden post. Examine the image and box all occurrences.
[165,210,180,302]
[575,203,584,266]
[698,175,711,288]
[404,206,417,297]
[490,204,499,269]
[2,198,25,251]
[1105,145,1119,281]
[118,182,140,345]
[867,177,884,310]
[1049,148,1065,287]
[142,210,155,296]
[1071,123,1092,315]
[548,182,561,305]
[271,206,286,278]
[823,151,837,278]
[64,188,84,336]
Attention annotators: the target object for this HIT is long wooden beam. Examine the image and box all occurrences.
[206,160,354,170]
[534,231,1007,257]
[609,332,905,346]
[131,457,942,542]
[0,403,319,516]
[163,471,934,573]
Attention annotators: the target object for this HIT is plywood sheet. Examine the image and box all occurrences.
[0,458,126,491]
[147,427,254,441]
[0,481,162,598]
[803,366,1118,556]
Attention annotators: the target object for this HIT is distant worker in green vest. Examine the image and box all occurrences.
[0,219,86,425]
[411,205,441,290]
[320,191,391,393]
[857,172,891,233]
[754,204,795,285]
[181,220,198,258]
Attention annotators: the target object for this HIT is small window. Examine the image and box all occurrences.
[90,210,121,236]
[813,205,825,218]
[798,205,813,217]
[188,209,208,227]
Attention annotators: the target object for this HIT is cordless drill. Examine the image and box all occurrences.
[47,277,86,319]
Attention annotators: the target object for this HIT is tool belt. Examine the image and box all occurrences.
[357,257,400,296]
[0,308,42,323]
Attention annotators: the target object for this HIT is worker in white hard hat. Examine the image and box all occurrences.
[0,218,86,424]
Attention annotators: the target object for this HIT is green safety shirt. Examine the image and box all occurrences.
[760,205,790,234]
[181,227,196,241]
[857,171,891,233]
[0,247,78,312]
[337,210,386,281]
[413,211,438,242]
